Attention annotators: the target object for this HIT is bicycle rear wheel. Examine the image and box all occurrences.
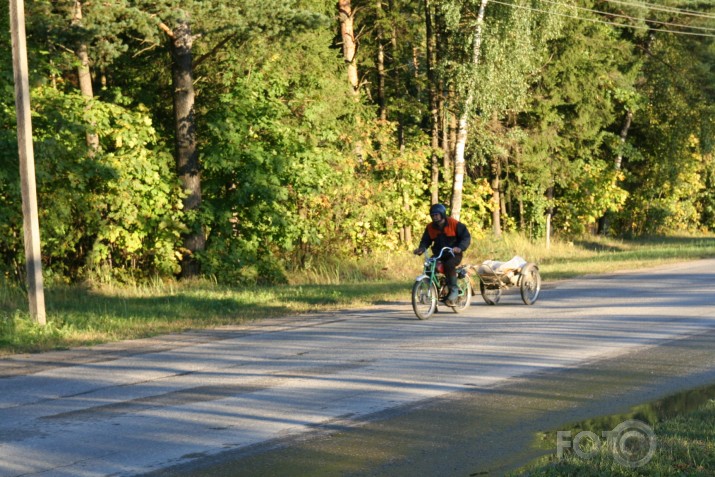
[451,277,472,313]
[412,278,437,319]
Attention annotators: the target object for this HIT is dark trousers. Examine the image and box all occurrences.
[441,253,463,287]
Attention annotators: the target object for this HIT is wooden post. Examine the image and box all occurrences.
[10,0,46,324]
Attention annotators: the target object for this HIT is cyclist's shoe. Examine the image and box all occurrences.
[446,287,459,305]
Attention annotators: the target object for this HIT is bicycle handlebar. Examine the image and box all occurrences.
[428,247,455,261]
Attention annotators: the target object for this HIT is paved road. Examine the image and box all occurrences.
[2,259,715,477]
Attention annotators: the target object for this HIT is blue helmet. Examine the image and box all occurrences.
[429,203,447,219]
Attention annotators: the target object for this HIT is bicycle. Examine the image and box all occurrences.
[411,247,473,320]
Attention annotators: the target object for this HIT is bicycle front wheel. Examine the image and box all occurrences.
[412,278,438,319]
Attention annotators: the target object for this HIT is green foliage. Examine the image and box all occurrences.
[699,152,715,230]
[519,15,634,235]
[454,176,493,237]
[556,160,628,234]
[474,0,565,115]
[354,0,428,127]
[0,0,713,288]
[199,45,432,281]
[617,29,715,235]
[197,26,353,283]
[0,87,184,282]
[344,121,432,252]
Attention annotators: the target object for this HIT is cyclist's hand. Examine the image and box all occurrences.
[453,247,462,254]
[413,248,425,256]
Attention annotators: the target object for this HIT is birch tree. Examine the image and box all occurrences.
[449,0,488,220]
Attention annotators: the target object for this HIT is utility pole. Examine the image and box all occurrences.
[10,0,46,324]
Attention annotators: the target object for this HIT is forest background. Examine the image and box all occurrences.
[0,0,714,288]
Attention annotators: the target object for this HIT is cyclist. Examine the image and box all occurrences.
[413,203,472,305]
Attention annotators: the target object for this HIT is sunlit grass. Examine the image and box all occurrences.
[0,279,408,355]
[468,233,715,281]
[511,399,715,476]
[2,233,715,355]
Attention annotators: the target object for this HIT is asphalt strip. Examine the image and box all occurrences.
[142,326,715,477]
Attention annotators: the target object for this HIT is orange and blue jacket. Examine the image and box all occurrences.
[418,217,471,256]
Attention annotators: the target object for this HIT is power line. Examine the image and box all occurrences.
[487,0,715,38]
[536,0,715,32]
[598,0,715,21]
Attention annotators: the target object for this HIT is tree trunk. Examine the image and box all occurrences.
[338,0,364,159]
[450,0,488,220]
[500,184,507,223]
[72,1,99,153]
[425,0,440,204]
[445,104,455,178]
[402,189,411,245]
[614,109,632,171]
[545,186,554,250]
[599,108,633,234]
[388,10,405,152]
[451,114,468,222]
[490,156,501,236]
[441,23,453,182]
[376,0,386,121]
[171,17,205,277]
[516,156,525,230]
[338,0,359,95]
[451,123,465,219]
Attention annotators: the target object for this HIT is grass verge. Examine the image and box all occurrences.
[2,233,715,355]
[0,281,407,355]
[511,398,715,476]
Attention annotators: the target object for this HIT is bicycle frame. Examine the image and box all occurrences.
[417,246,452,289]
[412,247,472,319]
[418,248,471,301]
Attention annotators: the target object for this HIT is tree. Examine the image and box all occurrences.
[2,0,714,286]
[618,26,714,234]
[435,0,564,234]
[338,0,360,95]
[443,0,488,221]
[72,0,100,152]
[519,14,632,239]
[160,13,204,277]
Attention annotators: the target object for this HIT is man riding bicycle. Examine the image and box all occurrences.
[413,204,472,305]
